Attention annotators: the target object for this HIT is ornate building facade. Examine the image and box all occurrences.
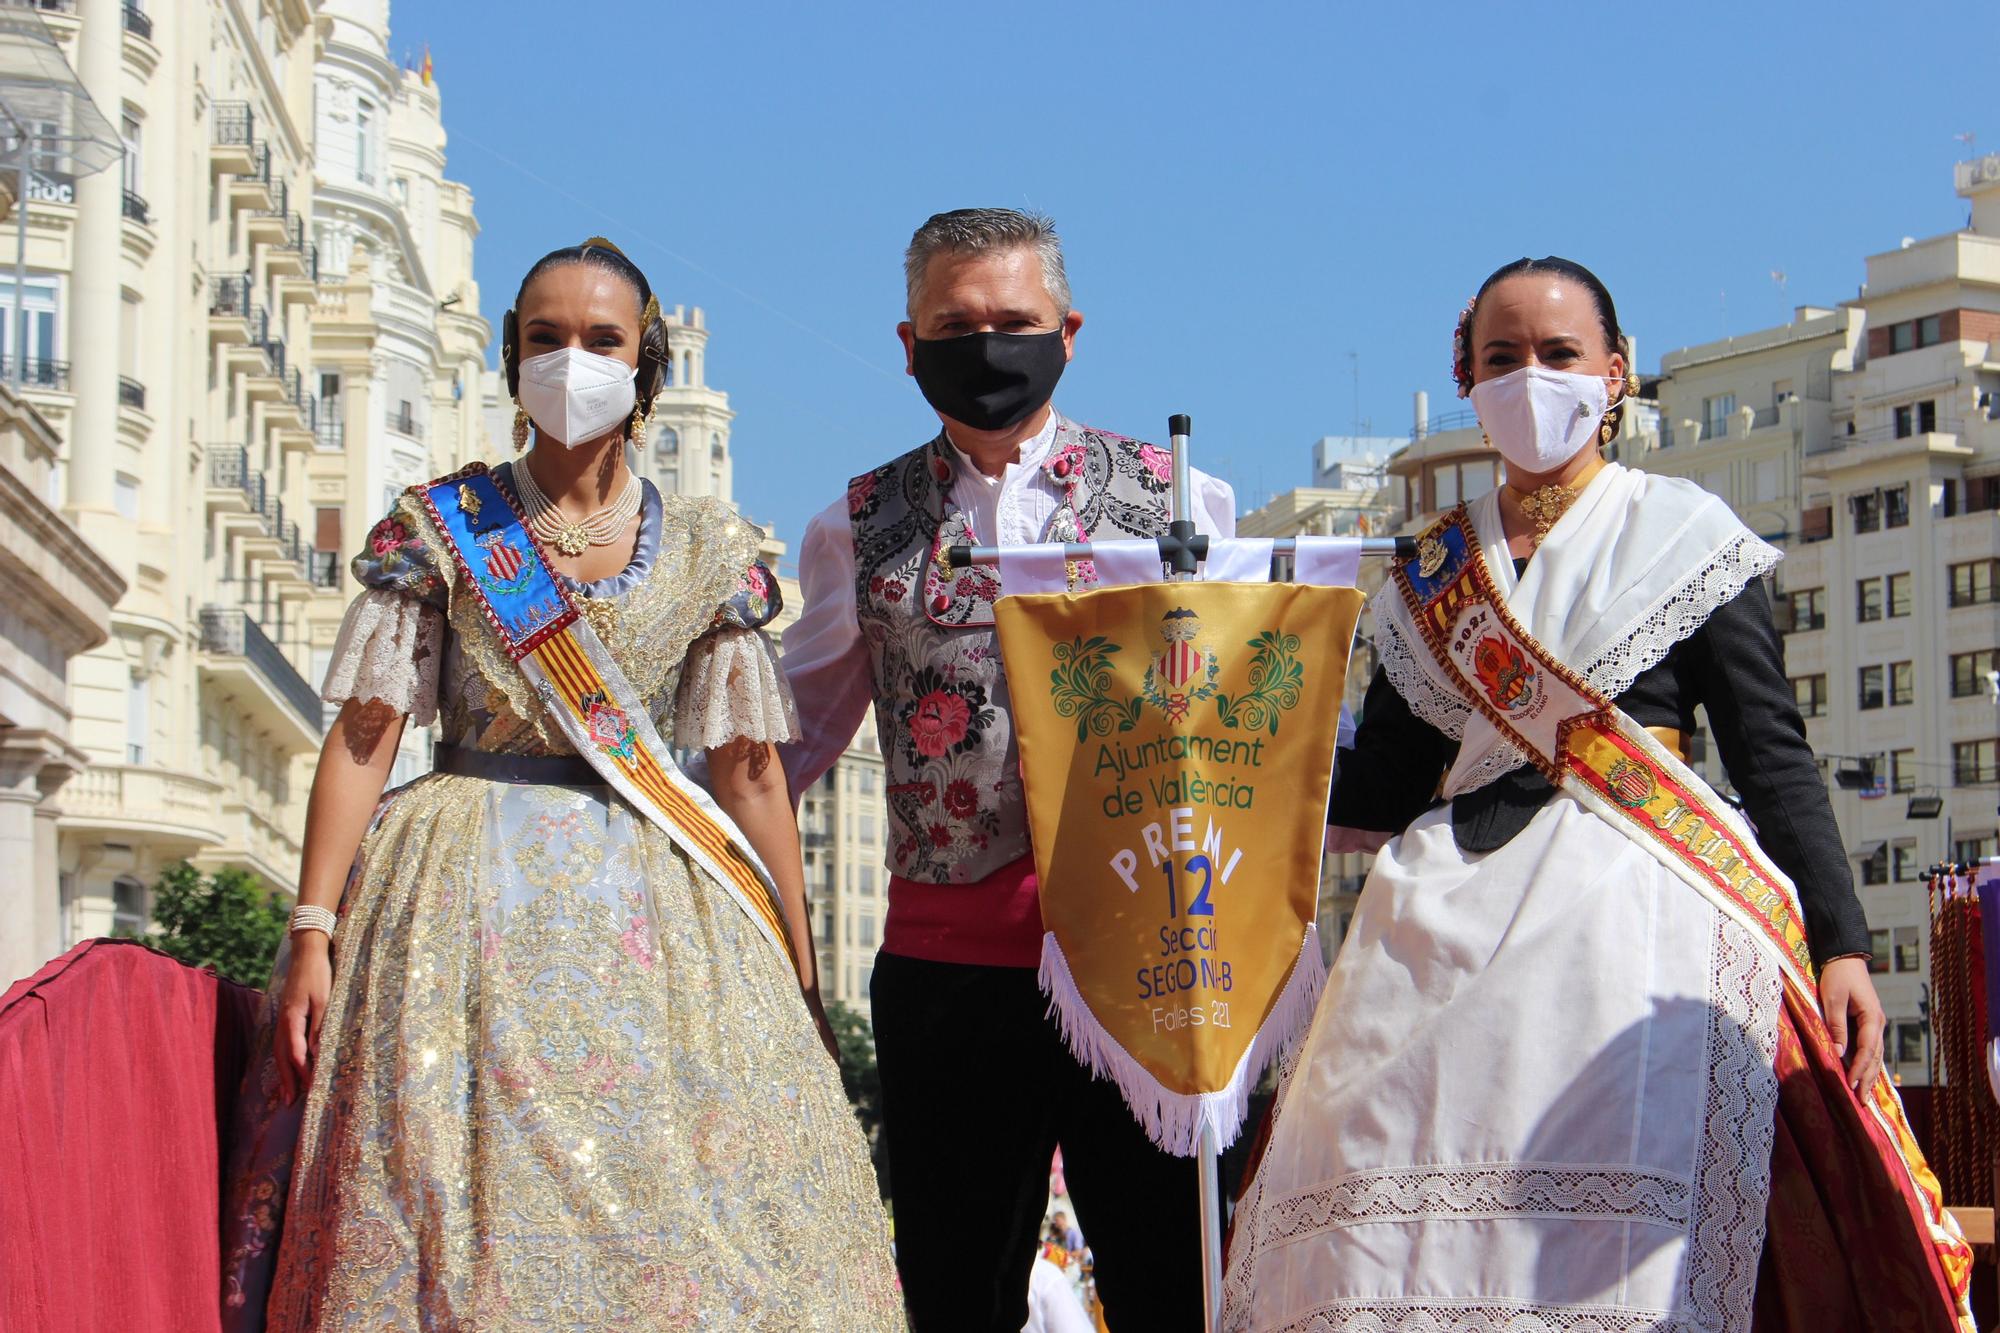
[0,0,489,984]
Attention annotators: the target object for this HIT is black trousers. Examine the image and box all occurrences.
[871,950,1205,1332]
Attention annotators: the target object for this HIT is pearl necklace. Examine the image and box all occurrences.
[512,459,642,558]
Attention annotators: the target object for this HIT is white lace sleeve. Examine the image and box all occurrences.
[319,589,444,725]
[674,626,800,750]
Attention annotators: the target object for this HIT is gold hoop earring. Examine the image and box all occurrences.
[513,406,531,452]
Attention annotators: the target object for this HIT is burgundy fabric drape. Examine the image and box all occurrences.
[1754,984,1972,1331]
[1,940,263,1333]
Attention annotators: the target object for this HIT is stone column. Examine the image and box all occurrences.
[65,0,123,527]
[0,738,75,985]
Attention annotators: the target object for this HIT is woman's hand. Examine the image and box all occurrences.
[803,983,840,1063]
[1818,956,1887,1093]
[275,935,332,1104]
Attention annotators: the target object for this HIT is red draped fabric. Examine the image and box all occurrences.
[1755,983,1973,1331]
[0,940,263,1333]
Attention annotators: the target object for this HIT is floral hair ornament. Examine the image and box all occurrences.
[1451,294,1478,398]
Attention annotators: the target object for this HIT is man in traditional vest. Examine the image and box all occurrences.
[782,208,1233,1330]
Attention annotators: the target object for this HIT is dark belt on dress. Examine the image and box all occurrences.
[433,743,605,786]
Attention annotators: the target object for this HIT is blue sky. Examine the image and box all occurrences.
[393,0,1993,565]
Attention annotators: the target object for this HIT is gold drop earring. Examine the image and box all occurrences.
[629,402,648,444]
[512,406,531,452]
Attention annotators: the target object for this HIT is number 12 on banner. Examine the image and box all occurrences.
[1163,854,1217,919]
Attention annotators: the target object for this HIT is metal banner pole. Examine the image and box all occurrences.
[1169,413,1226,1333]
[941,411,1412,1330]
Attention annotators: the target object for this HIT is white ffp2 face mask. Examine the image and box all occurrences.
[1469,365,1613,475]
[516,347,638,448]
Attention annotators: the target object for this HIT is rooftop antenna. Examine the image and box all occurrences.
[1771,270,1788,318]
[1957,131,1978,161]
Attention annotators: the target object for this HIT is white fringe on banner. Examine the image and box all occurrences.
[1037,923,1327,1157]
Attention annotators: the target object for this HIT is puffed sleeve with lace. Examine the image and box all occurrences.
[319,495,450,725]
[673,559,800,750]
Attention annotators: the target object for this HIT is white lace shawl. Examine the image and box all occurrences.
[1374,463,1781,797]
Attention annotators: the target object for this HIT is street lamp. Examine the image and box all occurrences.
[1834,757,1876,790]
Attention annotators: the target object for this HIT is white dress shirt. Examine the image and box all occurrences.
[779,410,1236,795]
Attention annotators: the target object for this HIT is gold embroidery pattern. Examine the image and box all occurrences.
[270,779,901,1330]
[265,478,902,1329]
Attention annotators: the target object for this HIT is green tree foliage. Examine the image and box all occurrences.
[824,999,890,1196]
[140,861,288,987]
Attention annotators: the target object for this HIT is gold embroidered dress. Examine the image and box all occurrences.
[240,468,901,1330]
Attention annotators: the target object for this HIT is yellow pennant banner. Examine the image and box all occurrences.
[995,581,1362,1155]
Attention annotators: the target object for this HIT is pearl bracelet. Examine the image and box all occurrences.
[289,904,338,938]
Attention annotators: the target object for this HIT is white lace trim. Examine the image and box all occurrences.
[1578,533,1781,702]
[1223,911,1782,1333]
[1684,911,1781,1330]
[672,627,799,750]
[1262,1300,1692,1333]
[1374,604,1471,738]
[1262,1163,1693,1238]
[319,589,443,726]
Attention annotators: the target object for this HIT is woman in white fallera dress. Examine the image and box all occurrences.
[1223,258,1970,1332]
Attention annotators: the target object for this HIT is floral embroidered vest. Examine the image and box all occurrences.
[850,413,1175,884]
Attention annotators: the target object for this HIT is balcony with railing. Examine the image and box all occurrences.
[116,376,144,411]
[208,273,256,346]
[210,102,256,176]
[1406,407,1483,442]
[389,404,424,441]
[120,3,150,38]
[59,764,225,850]
[246,330,288,397]
[273,234,320,299]
[197,606,323,749]
[226,142,274,213]
[120,188,148,225]
[206,445,267,523]
[247,179,290,244]
[0,358,71,393]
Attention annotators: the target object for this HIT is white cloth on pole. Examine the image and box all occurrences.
[1293,536,1362,589]
[1200,538,1274,583]
[995,544,1073,597]
[1088,539,1169,589]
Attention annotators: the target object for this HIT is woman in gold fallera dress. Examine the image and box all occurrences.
[220,239,903,1330]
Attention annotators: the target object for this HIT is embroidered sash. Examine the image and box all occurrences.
[417,464,797,970]
[1394,506,1972,1322]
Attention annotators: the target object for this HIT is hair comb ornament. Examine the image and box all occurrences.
[1451,295,1478,398]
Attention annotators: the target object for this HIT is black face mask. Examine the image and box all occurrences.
[910,330,1068,433]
